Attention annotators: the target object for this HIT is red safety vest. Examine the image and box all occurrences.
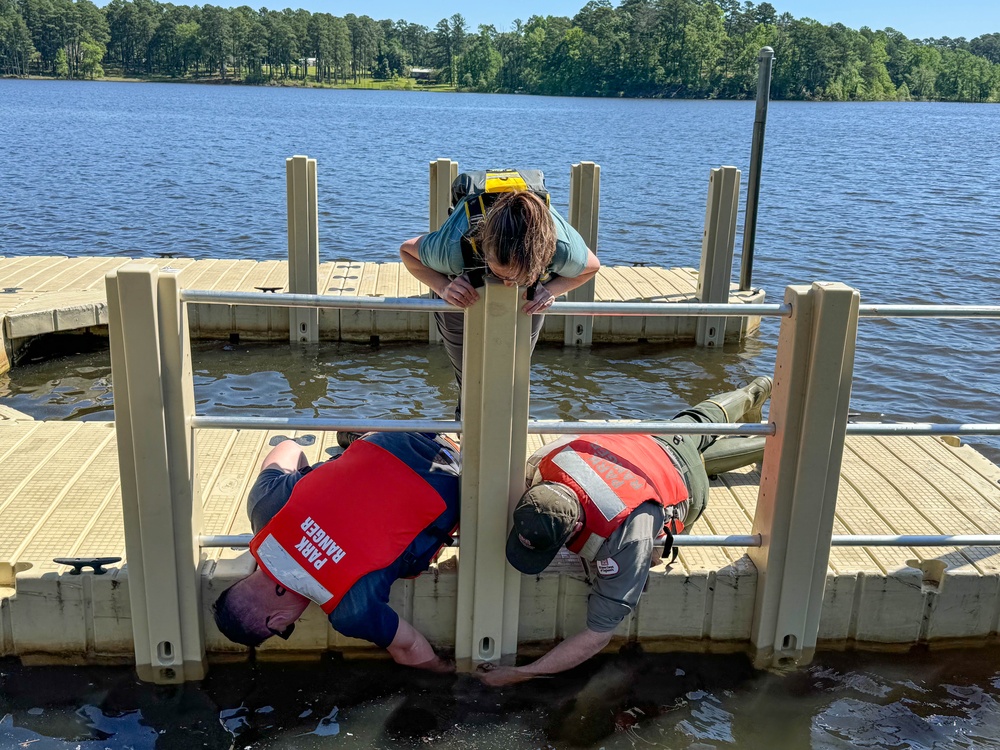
[535,434,689,559]
[249,439,448,614]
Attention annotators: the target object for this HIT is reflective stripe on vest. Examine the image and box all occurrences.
[535,434,689,559]
[249,437,448,614]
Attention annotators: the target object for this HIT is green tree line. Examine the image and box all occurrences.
[2,0,999,101]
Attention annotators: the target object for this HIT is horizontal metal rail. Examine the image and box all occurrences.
[198,533,1000,550]
[177,292,1000,321]
[526,421,775,436]
[832,535,1000,547]
[178,291,1000,321]
[180,290,461,312]
[191,416,462,433]
[196,534,766,549]
[846,423,1000,436]
[192,417,1000,439]
[179,289,788,318]
[859,304,1000,319]
[547,302,791,317]
[191,415,773,437]
[201,534,253,548]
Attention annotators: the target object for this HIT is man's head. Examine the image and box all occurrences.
[212,569,310,647]
[479,191,557,288]
[505,481,581,574]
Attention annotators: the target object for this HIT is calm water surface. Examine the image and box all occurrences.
[1,80,997,460]
[2,81,1000,746]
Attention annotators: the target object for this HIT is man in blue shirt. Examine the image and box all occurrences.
[212,432,460,673]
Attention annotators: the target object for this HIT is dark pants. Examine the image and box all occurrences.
[653,388,766,528]
[434,310,546,389]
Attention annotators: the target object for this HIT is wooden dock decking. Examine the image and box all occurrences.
[0,256,764,373]
[2,411,1000,662]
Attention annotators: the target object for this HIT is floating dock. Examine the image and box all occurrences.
[3,255,1000,673]
[2,409,999,664]
[0,255,764,373]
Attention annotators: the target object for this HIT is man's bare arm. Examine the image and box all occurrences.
[478,627,613,686]
[386,617,453,673]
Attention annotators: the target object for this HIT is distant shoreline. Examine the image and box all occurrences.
[13,73,458,93]
[7,75,990,104]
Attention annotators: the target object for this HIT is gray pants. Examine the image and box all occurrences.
[434,310,546,389]
[653,386,767,528]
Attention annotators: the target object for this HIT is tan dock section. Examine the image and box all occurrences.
[0,256,764,372]
[2,418,999,662]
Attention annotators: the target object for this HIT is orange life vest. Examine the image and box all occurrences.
[249,436,452,614]
[535,434,689,560]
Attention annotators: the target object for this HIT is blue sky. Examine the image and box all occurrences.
[296,0,998,41]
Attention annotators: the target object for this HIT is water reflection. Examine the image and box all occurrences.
[2,333,997,463]
[4,648,1000,749]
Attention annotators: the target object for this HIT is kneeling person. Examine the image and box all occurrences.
[482,378,772,685]
[213,431,460,673]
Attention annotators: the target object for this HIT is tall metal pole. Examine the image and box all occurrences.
[739,47,775,292]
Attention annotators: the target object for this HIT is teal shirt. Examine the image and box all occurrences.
[417,197,590,278]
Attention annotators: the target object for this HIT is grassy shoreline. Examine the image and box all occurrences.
[18,72,457,92]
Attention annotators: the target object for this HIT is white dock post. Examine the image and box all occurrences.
[286,155,319,343]
[455,278,529,667]
[696,166,742,347]
[106,264,205,684]
[749,282,859,668]
[502,290,532,657]
[565,161,600,346]
[428,158,458,344]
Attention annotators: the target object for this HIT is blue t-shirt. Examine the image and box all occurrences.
[417,196,590,278]
[247,432,460,648]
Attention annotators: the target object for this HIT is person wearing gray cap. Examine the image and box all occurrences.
[479,377,773,686]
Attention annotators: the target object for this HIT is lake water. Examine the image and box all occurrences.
[5,647,1000,750]
[1,80,1000,747]
[1,79,997,459]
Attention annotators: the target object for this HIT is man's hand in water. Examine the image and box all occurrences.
[476,663,534,687]
[418,655,456,674]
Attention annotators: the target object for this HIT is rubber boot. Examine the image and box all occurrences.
[707,376,773,423]
[702,436,767,477]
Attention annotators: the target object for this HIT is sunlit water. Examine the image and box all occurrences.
[4,648,1000,749]
[2,81,1000,746]
[1,81,997,458]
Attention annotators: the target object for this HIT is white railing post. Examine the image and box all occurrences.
[455,279,528,667]
[106,263,204,684]
[502,292,532,657]
[696,166,742,347]
[286,155,319,343]
[749,282,859,668]
[565,161,600,346]
[428,158,458,344]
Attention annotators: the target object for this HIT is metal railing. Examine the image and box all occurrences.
[180,289,461,313]
[109,267,1000,680]
[180,288,1000,549]
[181,289,1000,520]
[198,533,1000,549]
[858,304,1000,319]
[184,291,1000,566]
